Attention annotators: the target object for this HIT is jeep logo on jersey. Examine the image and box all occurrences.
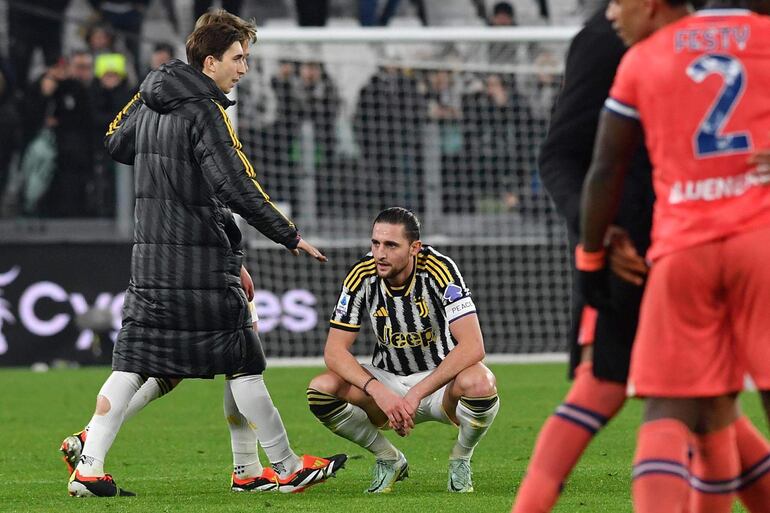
[443,283,463,302]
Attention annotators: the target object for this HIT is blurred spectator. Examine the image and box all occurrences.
[491,1,516,25]
[0,64,22,208]
[69,51,95,87]
[91,53,132,217]
[85,23,118,56]
[354,66,426,210]
[8,0,71,91]
[473,0,548,23]
[358,0,427,26]
[21,57,94,217]
[297,62,340,160]
[268,61,340,216]
[423,69,464,214]
[295,0,329,26]
[487,1,523,65]
[146,42,175,76]
[194,1,243,19]
[521,49,561,121]
[461,73,534,213]
[84,23,138,90]
[87,1,150,73]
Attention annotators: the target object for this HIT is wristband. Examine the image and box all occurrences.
[362,377,377,396]
[575,244,606,271]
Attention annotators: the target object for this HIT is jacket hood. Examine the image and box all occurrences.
[140,59,235,113]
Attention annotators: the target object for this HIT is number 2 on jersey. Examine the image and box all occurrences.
[686,54,752,158]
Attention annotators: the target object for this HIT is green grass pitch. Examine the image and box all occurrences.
[0,363,763,512]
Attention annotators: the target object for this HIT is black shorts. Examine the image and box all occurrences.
[568,271,645,383]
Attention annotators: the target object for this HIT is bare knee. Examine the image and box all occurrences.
[454,364,497,397]
[695,394,740,433]
[95,395,111,416]
[308,372,345,395]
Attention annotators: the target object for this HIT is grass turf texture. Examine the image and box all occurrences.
[0,363,764,512]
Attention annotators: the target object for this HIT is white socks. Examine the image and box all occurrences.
[452,395,500,460]
[228,374,301,478]
[78,371,145,476]
[306,389,400,461]
[223,378,262,478]
[122,377,175,422]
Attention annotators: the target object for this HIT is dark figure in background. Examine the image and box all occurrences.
[194,0,243,19]
[21,57,94,217]
[269,61,339,217]
[87,1,150,74]
[0,64,22,206]
[85,23,118,57]
[358,0,428,26]
[147,43,175,74]
[294,0,329,26]
[353,66,426,211]
[423,69,464,214]
[461,74,534,214]
[91,53,133,217]
[7,0,70,91]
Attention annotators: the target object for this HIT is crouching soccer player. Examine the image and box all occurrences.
[306,207,499,493]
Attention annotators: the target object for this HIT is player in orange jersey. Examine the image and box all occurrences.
[579,1,770,511]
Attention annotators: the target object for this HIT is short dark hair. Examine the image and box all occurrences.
[185,22,242,71]
[493,2,514,17]
[373,207,421,242]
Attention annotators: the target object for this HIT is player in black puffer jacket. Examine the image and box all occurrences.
[66,22,344,498]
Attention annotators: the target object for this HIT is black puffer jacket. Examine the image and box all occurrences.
[106,59,299,377]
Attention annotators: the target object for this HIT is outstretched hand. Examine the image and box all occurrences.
[239,265,254,301]
[289,238,328,262]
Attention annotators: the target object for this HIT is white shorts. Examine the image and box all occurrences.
[362,364,455,426]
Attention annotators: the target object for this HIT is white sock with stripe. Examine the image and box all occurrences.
[78,371,145,476]
[228,375,301,478]
[452,395,500,460]
[224,379,263,478]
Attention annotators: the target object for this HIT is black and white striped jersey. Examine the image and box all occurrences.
[330,246,478,376]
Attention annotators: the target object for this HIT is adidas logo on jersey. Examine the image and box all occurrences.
[373,307,388,317]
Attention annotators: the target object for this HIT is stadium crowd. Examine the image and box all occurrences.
[0,0,577,220]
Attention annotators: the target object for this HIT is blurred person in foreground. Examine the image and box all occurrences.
[514,0,770,511]
[65,18,345,498]
[579,1,770,511]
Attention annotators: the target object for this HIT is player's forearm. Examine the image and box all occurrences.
[580,112,640,251]
[324,340,371,392]
[580,162,621,251]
